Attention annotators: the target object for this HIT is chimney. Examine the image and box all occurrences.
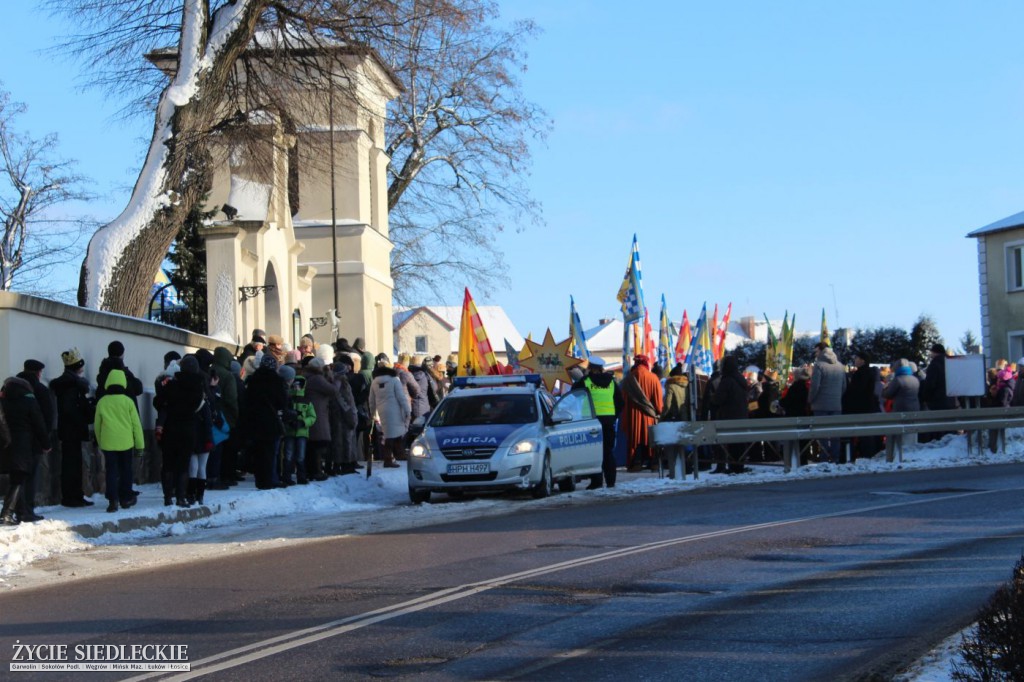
[740,316,756,339]
[598,318,613,325]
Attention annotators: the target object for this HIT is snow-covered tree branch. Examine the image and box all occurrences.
[49,0,546,314]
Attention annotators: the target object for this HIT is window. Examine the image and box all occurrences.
[1006,243,1024,291]
[415,335,428,353]
[552,390,595,421]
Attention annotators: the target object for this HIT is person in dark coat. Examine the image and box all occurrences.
[779,365,814,463]
[920,343,955,442]
[303,358,340,480]
[407,359,433,421]
[1,377,51,525]
[154,358,206,506]
[242,353,288,489]
[710,355,750,474]
[842,351,882,461]
[330,356,359,475]
[95,340,144,407]
[16,359,56,520]
[50,349,97,508]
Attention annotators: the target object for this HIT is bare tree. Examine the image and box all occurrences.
[49,0,545,315]
[381,3,548,302]
[0,84,92,298]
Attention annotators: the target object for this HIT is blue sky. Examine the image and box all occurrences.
[3,1,1024,347]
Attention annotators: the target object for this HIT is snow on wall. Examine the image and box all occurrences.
[209,271,237,340]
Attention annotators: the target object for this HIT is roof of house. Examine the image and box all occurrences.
[966,209,1024,238]
[393,305,524,353]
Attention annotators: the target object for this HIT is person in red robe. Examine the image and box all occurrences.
[621,355,663,471]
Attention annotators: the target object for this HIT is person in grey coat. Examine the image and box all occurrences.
[407,360,432,421]
[809,343,847,462]
[303,359,340,481]
[883,359,921,412]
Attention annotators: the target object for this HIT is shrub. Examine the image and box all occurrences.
[951,554,1024,681]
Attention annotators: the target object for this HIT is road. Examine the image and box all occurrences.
[2,464,1023,681]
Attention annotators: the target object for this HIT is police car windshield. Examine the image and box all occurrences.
[429,394,537,426]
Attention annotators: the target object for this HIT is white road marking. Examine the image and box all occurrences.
[128,488,1009,681]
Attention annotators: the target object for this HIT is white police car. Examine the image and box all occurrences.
[407,375,604,503]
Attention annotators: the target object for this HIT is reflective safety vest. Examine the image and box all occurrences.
[585,377,616,416]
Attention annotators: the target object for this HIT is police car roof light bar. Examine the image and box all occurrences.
[452,374,542,389]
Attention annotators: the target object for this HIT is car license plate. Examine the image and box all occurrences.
[446,463,490,475]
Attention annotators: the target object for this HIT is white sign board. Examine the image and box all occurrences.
[944,354,986,397]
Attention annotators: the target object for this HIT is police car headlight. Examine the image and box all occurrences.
[410,440,430,458]
[511,440,537,455]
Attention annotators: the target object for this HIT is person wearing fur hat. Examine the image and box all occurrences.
[621,354,663,472]
[50,348,97,508]
[1,377,51,525]
[369,356,409,467]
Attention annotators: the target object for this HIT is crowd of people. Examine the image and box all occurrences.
[573,341,1016,479]
[3,331,1018,526]
[0,330,457,525]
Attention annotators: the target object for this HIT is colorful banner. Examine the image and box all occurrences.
[568,295,591,360]
[504,338,521,371]
[657,294,673,370]
[616,234,645,324]
[685,303,714,376]
[643,308,656,364]
[457,287,499,376]
[820,307,830,347]
[714,301,732,361]
[674,309,691,366]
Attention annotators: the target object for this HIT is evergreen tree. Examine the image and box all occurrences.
[910,315,944,365]
[731,340,766,369]
[165,202,216,335]
[960,329,980,354]
[849,326,915,366]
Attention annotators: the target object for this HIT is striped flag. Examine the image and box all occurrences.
[615,234,645,324]
[657,295,673,370]
[764,313,778,373]
[568,296,591,360]
[457,287,499,376]
[685,303,715,376]
[643,308,656,362]
[674,309,691,365]
[714,302,732,361]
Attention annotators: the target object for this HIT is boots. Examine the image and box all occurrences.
[1,484,22,525]
[176,473,191,508]
[162,471,175,506]
[186,478,198,505]
[194,479,206,505]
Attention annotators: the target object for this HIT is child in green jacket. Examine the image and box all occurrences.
[94,369,145,512]
[281,373,317,485]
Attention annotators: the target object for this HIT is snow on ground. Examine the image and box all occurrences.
[1,430,1021,678]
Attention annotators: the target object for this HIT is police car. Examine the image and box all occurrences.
[407,374,604,503]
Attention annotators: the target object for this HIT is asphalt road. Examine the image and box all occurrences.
[2,464,1023,681]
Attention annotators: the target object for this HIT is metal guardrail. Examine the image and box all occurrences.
[649,406,1024,476]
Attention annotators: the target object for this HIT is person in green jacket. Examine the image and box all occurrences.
[281,370,316,485]
[94,369,145,513]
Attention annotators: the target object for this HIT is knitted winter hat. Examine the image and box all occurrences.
[62,348,85,368]
[260,353,278,371]
[278,365,296,384]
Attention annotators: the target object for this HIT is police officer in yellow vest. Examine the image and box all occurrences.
[573,357,624,489]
